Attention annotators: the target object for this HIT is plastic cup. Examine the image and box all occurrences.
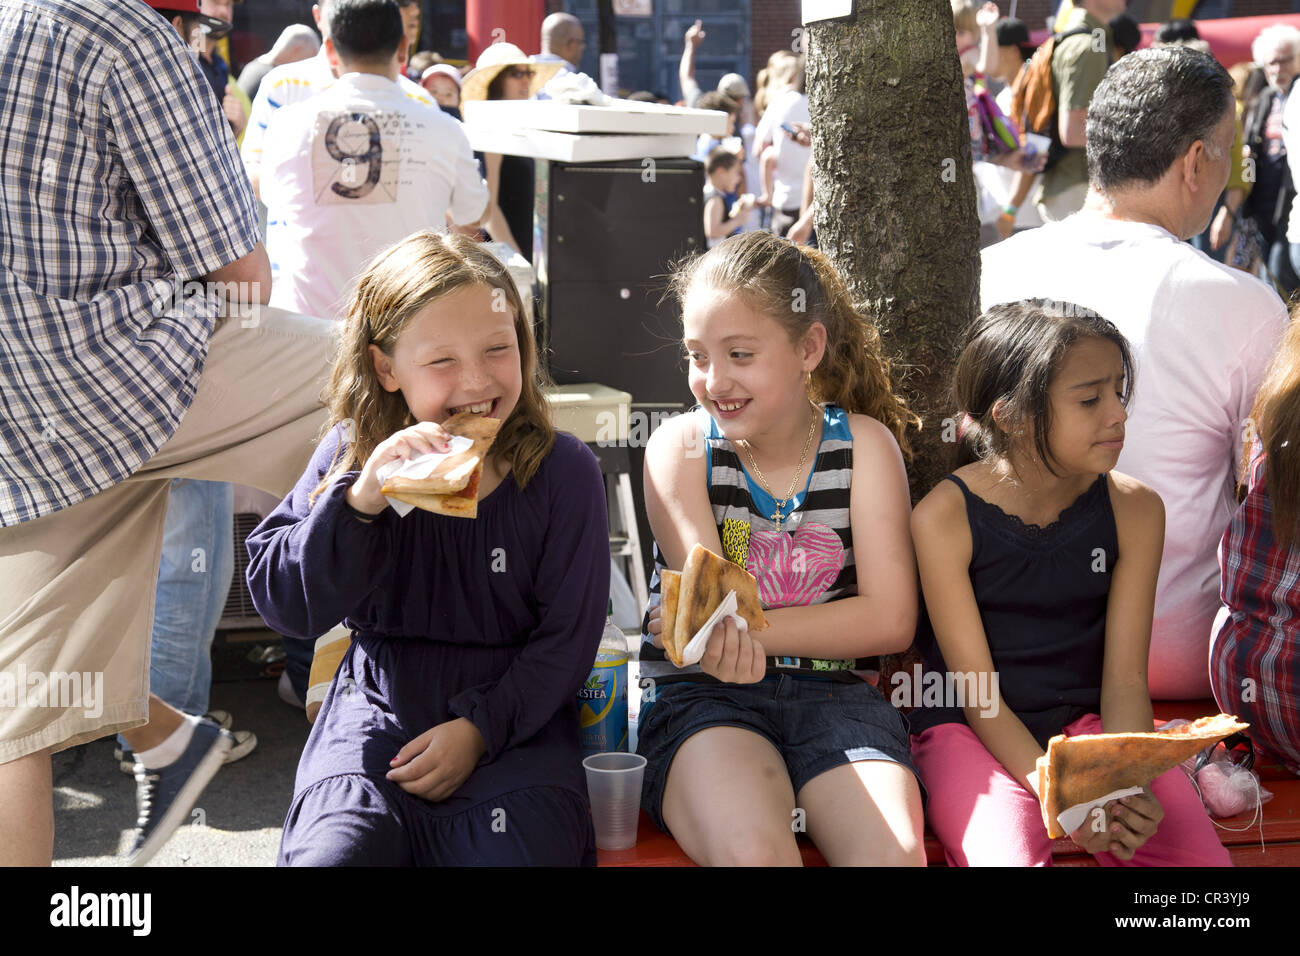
[582,752,646,851]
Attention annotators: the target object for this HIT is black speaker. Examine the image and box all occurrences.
[536,157,704,406]
[534,157,706,573]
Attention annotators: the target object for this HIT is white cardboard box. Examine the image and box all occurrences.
[465,126,699,163]
[545,383,632,443]
[462,98,728,136]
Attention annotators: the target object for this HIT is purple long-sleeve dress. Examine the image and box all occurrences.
[246,424,609,865]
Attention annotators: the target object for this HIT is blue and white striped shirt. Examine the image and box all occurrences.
[0,0,260,525]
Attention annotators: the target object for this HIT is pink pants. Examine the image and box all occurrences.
[911,714,1231,866]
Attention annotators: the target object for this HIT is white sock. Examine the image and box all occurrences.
[135,714,202,769]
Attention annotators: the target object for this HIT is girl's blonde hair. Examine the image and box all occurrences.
[669,231,918,459]
[753,68,771,117]
[1244,315,1300,548]
[951,0,978,35]
[310,231,555,504]
[766,50,804,95]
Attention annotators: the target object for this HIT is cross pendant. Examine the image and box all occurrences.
[770,503,785,531]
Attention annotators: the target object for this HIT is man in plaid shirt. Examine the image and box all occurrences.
[0,0,335,864]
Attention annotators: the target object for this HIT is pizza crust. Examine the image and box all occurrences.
[385,486,481,519]
[1036,713,1248,838]
[659,545,769,667]
[660,570,682,667]
[379,413,501,519]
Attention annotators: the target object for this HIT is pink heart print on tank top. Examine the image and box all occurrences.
[745,523,845,607]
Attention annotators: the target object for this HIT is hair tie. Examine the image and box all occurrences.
[957,412,975,442]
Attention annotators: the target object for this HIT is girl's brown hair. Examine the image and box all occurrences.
[1244,316,1300,548]
[951,299,1134,475]
[669,231,918,458]
[309,231,554,504]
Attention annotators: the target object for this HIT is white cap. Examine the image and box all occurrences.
[717,73,751,99]
[422,63,462,88]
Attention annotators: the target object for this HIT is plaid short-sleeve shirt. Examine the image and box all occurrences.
[1213,444,1300,772]
[0,0,260,525]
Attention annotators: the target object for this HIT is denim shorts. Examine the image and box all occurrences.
[634,674,918,835]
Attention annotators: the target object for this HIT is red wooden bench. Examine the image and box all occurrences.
[597,699,1300,866]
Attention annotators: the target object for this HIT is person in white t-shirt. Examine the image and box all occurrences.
[982,46,1288,700]
[753,52,809,237]
[260,0,488,320]
[241,0,436,198]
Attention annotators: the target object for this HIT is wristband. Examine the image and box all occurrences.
[1001,204,1018,217]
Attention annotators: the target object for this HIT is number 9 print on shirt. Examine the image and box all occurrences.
[311,109,401,203]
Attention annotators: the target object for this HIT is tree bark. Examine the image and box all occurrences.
[805,1,980,502]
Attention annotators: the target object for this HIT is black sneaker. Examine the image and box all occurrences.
[127,720,233,866]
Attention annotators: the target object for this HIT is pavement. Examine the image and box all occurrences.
[52,630,310,868]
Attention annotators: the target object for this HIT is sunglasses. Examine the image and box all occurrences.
[505,67,534,80]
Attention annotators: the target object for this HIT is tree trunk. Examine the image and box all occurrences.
[805,1,980,502]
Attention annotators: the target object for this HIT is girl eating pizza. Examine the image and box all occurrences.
[246,232,609,865]
[636,231,926,865]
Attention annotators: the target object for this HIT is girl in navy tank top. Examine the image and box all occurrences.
[909,300,1229,866]
[636,232,925,865]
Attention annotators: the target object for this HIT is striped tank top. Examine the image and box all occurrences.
[639,403,865,683]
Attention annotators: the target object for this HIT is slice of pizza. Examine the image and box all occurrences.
[659,570,683,667]
[1035,713,1249,838]
[671,544,770,662]
[380,413,501,519]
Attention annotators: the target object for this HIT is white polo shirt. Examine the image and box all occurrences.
[981,213,1287,699]
[261,72,489,319]
[755,89,810,213]
[1281,83,1300,241]
[242,48,435,186]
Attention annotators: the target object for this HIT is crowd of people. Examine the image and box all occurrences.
[0,0,1297,871]
[970,3,1300,310]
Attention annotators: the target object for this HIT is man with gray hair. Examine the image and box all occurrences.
[537,11,585,74]
[982,46,1288,700]
[1243,23,1300,292]
[1265,23,1300,290]
[237,24,321,101]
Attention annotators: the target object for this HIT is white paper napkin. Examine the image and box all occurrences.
[677,589,749,667]
[1056,785,1147,837]
[376,436,474,517]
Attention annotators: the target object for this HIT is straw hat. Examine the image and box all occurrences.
[460,42,563,102]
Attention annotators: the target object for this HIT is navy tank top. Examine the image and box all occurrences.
[906,473,1117,748]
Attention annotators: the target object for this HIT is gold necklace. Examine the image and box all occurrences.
[737,402,820,532]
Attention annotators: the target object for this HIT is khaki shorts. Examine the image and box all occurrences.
[0,307,337,763]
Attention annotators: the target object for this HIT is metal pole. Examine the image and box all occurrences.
[597,0,618,95]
